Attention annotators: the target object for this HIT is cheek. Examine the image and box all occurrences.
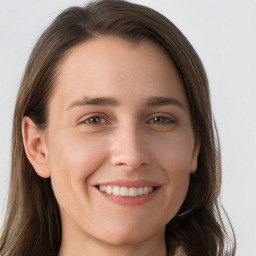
[163,136,193,193]
[49,131,108,171]
[152,132,194,216]
[154,130,195,174]
[46,131,109,200]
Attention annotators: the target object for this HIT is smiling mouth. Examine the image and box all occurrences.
[97,185,155,197]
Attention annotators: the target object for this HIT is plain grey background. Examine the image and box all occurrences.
[0,1,255,255]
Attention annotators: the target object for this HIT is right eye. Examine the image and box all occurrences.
[81,115,109,125]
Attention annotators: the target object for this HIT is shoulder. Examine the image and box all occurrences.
[174,246,187,256]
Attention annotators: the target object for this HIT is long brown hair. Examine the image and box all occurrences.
[0,1,236,255]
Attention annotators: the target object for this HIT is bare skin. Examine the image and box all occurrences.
[22,36,199,256]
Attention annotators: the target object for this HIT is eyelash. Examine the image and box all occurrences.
[81,115,109,125]
[146,116,175,125]
[80,114,176,126]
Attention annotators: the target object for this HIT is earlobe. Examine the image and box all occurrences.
[190,138,200,173]
[22,116,50,178]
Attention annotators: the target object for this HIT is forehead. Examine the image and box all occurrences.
[49,36,187,110]
[57,36,178,79]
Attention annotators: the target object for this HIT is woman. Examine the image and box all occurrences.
[0,0,236,255]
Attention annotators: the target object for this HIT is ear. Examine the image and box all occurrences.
[22,116,50,178]
[190,138,200,173]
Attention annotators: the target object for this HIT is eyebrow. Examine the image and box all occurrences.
[67,96,185,110]
[67,96,119,110]
[145,96,185,110]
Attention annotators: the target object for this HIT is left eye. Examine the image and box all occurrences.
[83,116,108,124]
[147,116,174,124]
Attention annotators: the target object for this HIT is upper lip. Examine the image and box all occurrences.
[95,180,162,188]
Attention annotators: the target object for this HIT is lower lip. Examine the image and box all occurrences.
[97,188,160,207]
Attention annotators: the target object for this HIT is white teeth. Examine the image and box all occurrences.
[129,187,137,197]
[106,186,112,194]
[138,187,144,196]
[113,186,120,196]
[143,186,149,194]
[148,187,153,193]
[120,187,129,196]
[98,185,154,197]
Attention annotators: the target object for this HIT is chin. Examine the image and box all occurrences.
[104,232,152,246]
[98,220,164,246]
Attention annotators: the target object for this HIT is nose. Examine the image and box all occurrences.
[110,124,151,170]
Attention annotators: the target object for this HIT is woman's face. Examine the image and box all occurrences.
[41,37,199,249]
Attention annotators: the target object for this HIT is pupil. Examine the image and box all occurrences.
[91,117,99,123]
[154,117,162,123]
